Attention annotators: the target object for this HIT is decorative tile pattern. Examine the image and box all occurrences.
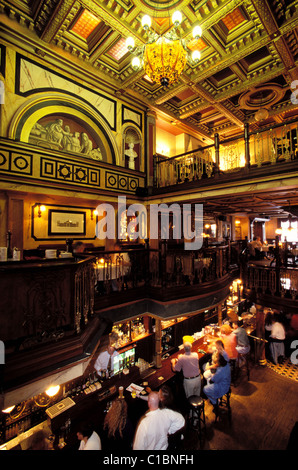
[0,151,33,175]
[267,358,298,382]
[105,170,139,192]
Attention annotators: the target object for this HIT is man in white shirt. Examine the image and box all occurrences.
[269,314,286,364]
[133,392,185,450]
[171,342,201,398]
[94,345,119,377]
[77,425,102,450]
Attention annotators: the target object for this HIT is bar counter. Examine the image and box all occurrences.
[48,335,209,451]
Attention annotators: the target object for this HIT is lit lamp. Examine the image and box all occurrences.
[45,385,60,397]
[287,214,294,235]
[254,90,269,122]
[2,405,15,414]
[254,108,269,122]
[37,204,46,218]
[91,209,98,220]
[126,11,202,87]
[275,227,282,244]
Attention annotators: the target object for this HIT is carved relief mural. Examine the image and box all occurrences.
[29,115,105,161]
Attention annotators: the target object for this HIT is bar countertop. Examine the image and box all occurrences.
[47,335,210,450]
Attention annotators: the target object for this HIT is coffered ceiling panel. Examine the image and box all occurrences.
[1,0,298,141]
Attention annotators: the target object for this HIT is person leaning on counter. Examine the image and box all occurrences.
[171,341,201,398]
[94,344,119,377]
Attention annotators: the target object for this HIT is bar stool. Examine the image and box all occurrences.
[237,352,250,381]
[214,388,232,425]
[230,358,237,385]
[188,395,206,447]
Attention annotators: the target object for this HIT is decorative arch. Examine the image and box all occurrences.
[8,93,119,165]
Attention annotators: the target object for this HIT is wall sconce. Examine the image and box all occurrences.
[91,209,98,220]
[37,204,46,218]
[235,220,241,225]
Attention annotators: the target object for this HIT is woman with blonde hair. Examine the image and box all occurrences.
[102,398,134,450]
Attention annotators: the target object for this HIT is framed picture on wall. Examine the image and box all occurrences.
[48,210,86,236]
[235,226,242,240]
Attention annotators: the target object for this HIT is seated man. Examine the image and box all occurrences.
[232,320,250,356]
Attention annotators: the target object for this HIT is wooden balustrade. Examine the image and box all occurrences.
[0,256,95,351]
[85,243,236,297]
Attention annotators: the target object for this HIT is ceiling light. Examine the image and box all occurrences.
[141,15,152,30]
[255,108,269,122]
[132,56,141,70]
[192,25,202,39]
[191,50,201,63]
[125,12,202,87]
[172,11,182,27]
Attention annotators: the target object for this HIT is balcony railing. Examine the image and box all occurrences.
[243,263,298,300]
[88,242,240,298]
[154,119,298,188]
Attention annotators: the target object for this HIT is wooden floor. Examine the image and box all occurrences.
[181,363,298,451]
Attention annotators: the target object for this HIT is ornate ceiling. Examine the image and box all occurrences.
[1,0,298,144]
[1,0,298,220]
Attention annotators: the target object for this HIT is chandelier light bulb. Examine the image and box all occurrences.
[126,37,135,51]
[132,56,141,70]
[191,50,201,63]
[142,15,151,30]
[192,25,202,39]
[172,11,182,27]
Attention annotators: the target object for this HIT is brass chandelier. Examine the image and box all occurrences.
[125,11,202,87]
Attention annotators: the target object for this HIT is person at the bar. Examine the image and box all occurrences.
[203,353,231,408]
[214,338,230,362]
[203,350,221,383]
[94,344,119,377]
[232,320,251,357]
[268,313,286,364]
[77,424,102,450]
[220,324,238,360]
[133,392,185,450]
[72,241,86,254]
[102,397,134,450]
[171,341,201,398]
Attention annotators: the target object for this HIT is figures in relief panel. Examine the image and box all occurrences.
[29,119,103,161]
